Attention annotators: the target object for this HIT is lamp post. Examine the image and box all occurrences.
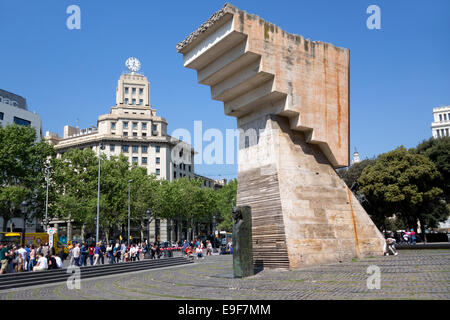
[146,209,151,243]
[44,165,52,232]
[96,142,105,244]
[212,215,216,250]
[128,179,133,244]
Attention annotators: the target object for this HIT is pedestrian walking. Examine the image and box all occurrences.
[93,243,101,265]
[410,229,417,245]
[28,245,36,271]
[88,243,95,265]
[80,243,88,266]
[72,243,81,266]
[100,242,106,264]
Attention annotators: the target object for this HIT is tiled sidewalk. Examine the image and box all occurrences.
[1,249,449,300]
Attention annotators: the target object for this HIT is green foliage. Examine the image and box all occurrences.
[215,179,237,232]
[415,136,450,202]
[357,146,448,232]
[0,124,55,232]
[337,159,376,189]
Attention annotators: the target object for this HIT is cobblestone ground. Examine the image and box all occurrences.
[1,249,449,300]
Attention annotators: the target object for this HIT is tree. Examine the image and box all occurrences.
[98,154,130,240]
[216,179,237,232]
[52,148,98,241]
[0,124,55,241]
[337,159,376,189]
[415,136,450,202]
[128,166,159,242]
[358,147,446,238]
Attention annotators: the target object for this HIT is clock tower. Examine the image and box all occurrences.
[115,57,150,108]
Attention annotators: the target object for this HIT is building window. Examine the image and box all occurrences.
[122,145,129,152]
[156,157,160,164]
[142,146,148,153]
[152,124,157,131]
[446,129,449,136]
[132,145,139,153]
[173,163,177,168]
[110,144,115,152]
[123,132,128,136]
[156,168,160,175]
[133,122,138,130]
[444,114,448,121]
[132,157,138,163]
[142,122,147,130]
[156,146,160,153]
[111,122,116,130]
[132,88,136,94]
[125,98,129,104]
[13,117,31,126]
[123,122,128,129]
[174,171,177,179]
[139,99,143,105]
[142,157,147,164]
[142,132,147,137]
[188,165,191,172]
[0,112,3,120]
[139,88,143,94]
[133,132,137,137]
[132,99,136,105]
[439,114,443,121]
[125,87,129,94]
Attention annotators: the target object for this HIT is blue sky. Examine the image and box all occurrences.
[1,0,449,180]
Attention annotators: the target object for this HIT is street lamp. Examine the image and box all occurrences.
[146,209,151,243]
[212,215,216,250]
[44,165,52,232]
[128,179,133,244]
[96,142,105,244]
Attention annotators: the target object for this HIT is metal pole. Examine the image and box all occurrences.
[96,149,101,244]
[45,169,49,231]
[128,182,131,243]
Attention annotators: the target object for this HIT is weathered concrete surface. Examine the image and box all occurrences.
[177,3,385,269]
[232,206,254,277]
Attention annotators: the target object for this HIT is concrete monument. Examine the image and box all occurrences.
[177,3,385,269]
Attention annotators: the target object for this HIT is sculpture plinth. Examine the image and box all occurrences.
[177,3,385,269]
[232,206,253,278]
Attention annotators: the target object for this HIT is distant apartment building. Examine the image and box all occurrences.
[0,89,42,140]
[431,106,450,138]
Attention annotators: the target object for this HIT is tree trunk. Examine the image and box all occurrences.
[177,219,183,242]
[140,219,145,243]
[81,224,86,243]
[22,215,27,247]
[2,217,8,233]
[67,213,72,242]
[419,219,427,244]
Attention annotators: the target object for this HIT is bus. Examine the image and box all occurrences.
[0,232,68,255]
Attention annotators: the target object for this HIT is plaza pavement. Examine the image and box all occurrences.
[1,249,448,300]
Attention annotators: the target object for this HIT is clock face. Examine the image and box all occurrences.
[126,57,141,73]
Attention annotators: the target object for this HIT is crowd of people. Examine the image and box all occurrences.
[385,229,418,245]
[0,242,64,274]
[68,240,185,267]
[0,237,225,274]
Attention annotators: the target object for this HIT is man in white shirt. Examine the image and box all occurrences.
[72,243,81,266]
[17,246,27,260]
[33,253,48,271]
